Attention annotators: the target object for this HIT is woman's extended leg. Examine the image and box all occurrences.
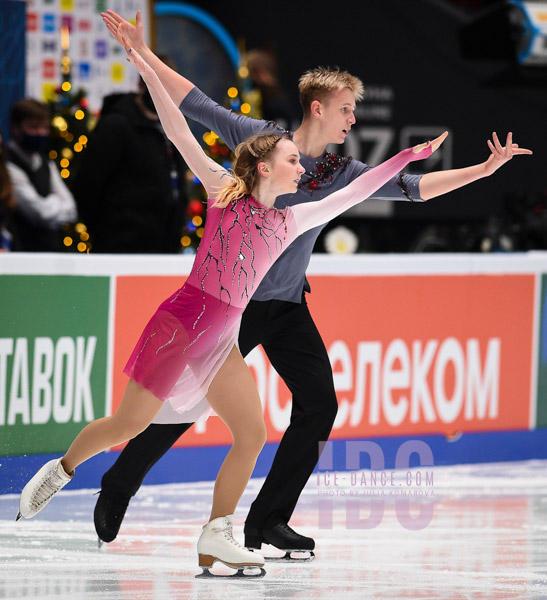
[205,345,267,521]
[18,379,164,521]
[62,379,165,473]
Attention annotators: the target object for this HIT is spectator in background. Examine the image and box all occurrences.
[7,99,77,251]
[0,128,18,251]
[247,48,297,129]
[73,55,189,254]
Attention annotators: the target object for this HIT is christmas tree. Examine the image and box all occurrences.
[47,25,93,253]
[180,49,262,253]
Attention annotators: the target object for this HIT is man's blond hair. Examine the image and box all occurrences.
[298,67,364,117]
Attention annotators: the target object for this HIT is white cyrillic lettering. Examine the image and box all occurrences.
[32,337,54,424]
[329,340,352,429]
[434,338,465,423]
[465,338,500,420]
[0,338,14,426]
[73,336,96,422]
[53,337,75,424]
[245,347,268,411]
[382,339,410,426]
[8,338,30,425]
[354,342,381,426]
[411,340,438,423]
[268,365,291,432]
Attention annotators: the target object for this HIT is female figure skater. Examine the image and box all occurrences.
[17,43,443,576]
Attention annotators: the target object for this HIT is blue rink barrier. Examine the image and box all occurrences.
[2,429,547,495]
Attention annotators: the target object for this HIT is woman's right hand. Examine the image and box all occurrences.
[101,9,145,52]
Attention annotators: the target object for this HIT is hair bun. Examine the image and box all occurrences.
[246,143,260,158]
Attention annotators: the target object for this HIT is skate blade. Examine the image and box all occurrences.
[97,536,104,549]
[264,550,315,562]
[196,566,266,579]
[15,512,22,522]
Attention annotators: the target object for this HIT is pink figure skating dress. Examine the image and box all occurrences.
[123,61,433,420]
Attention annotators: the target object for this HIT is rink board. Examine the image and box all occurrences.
[1,252,547,493]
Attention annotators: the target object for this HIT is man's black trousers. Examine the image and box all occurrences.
[100,296,338,529]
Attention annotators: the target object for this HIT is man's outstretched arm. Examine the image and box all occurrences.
[102,10,278,151]
[419,132,532,200]
[102,9,193,105]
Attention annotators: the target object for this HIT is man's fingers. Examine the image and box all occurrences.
[492,132,505,153]
[514,148,533,155]
[104,22,118,39]
[102,15,123,41]
[105,9,123,24]
[101,15,118,30]
[488,134,533,159]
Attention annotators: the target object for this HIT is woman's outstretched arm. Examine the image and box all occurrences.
[124,43,232,198]
[290,134,447,236]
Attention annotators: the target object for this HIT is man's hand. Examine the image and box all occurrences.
[101,9,145,52]
[484,132,533,176]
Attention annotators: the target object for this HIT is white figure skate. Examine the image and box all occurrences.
[16,458,74,521]
[196,515,265,578]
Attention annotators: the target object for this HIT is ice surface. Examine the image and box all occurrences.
[1,460,547,599]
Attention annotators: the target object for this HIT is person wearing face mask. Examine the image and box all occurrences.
[7,99,78,251]
[72,54,188,253]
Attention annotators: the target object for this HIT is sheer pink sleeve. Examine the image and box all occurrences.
[289,146,433,235]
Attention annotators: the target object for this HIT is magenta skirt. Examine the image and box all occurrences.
[124,283,243,417]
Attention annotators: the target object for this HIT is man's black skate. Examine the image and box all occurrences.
[244,523,315,562]
[94,491,129,547]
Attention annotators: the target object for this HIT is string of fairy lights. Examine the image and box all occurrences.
[48,25,92,252]
[48,27,261,254]
[178,60,262,253]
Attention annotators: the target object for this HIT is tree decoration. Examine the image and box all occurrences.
[47,25,93,253]
[180,45,262,253]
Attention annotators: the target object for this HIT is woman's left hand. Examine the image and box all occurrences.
[413,131,449,155]
[122,37,146,74]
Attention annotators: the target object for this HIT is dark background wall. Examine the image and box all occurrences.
[165,0,546,250]
[0,0,26,141]
[2,0,544,251]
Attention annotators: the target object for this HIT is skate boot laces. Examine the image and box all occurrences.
[220,517,248,551]
[278,523,294,535]
[31,465,69,512]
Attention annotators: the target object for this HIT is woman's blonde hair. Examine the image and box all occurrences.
[213,131,288,208]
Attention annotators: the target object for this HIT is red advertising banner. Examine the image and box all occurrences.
[112,276,233,447]
[308,274,534,438]
[112,274,535,448]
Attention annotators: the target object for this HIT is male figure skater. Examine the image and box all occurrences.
[95,10,531,559]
